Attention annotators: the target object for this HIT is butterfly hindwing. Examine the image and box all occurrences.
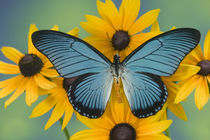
[68,72,113,118]
[121,71,168,118]
[32,30,113,118]
[122,28,200,118]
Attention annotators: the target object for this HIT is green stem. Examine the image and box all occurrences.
[165,109,171,138]
[59,118,70,140]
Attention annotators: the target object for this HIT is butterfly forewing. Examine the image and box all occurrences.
[32,30,113,118]
[123,28,200,76]
[32,30,111,78]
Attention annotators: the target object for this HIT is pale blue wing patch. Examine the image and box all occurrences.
[121,70,168,118]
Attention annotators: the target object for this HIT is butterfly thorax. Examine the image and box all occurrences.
[111,55,124,83]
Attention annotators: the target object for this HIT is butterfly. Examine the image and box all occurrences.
[32,28,200,118]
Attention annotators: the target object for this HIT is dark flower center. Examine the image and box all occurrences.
[111,30,130,51]
[197,60,210,76]
[19,54,43,77]
[110,123,136,140]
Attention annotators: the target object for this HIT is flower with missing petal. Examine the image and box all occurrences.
[71,94,172,140]
[30,27,79,130]
[172,30,210,110]
[81,0,160,61]
[0,24,59,107]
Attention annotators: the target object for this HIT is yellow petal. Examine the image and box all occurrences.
[70,129,109,140]
[168,64,200,81]
[5,77,28,108]
[28,24,38,54]
[28,24,48,58]
[150,20,161,32]
[138,134,170,140]
[195,76,209,110]
[80,15,115,38]
[162,78,178,104]
[34,73,56,89]
[118,0,140,30]
[43,59,53,68]
[207,75,210,83]
[76,112,113,130]
[171,26,176,30]
[38,88,49,96]
[129,9,160,35]
[51,25,59,31]
[1,47,24,64]
[67,27,79,37]
[175,75,200,104]
[0,75,23,98]
[111,102,125,124]
[25,77,38,106]
[130,32,160,50]
[137,120,172,136]
[77,100,115,129]
[97,0,120,30]
[182,45,203,65]
[62,106,73,130]
[204,30,210,60]
[84,36,114,61]
[0,61,20,74]
[40,68,59,78]
[84,36,113,52]
[168,103,187,121]
[191,44,204,60]
[161,110,168,120]
[45,102,65,130]
[125,109,138,126]
[135,105,167,128]
[30,94,56,118]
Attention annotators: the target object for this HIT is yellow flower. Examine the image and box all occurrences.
[30,78,73,130]
[81,0,160,61]
[71,94,172,140]
[163,79,187,121]
[0,24,60,107]
[172,30,210,110]
[29,27,79,130]
[149,21,187,120]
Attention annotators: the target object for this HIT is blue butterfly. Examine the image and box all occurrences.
[32,28,200,118]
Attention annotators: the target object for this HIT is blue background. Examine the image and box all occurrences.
[0,0,210,139]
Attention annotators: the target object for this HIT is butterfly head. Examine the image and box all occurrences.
[114,54,120,64]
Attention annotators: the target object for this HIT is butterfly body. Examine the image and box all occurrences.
[32,28,200,118]
[110,54,123,83]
